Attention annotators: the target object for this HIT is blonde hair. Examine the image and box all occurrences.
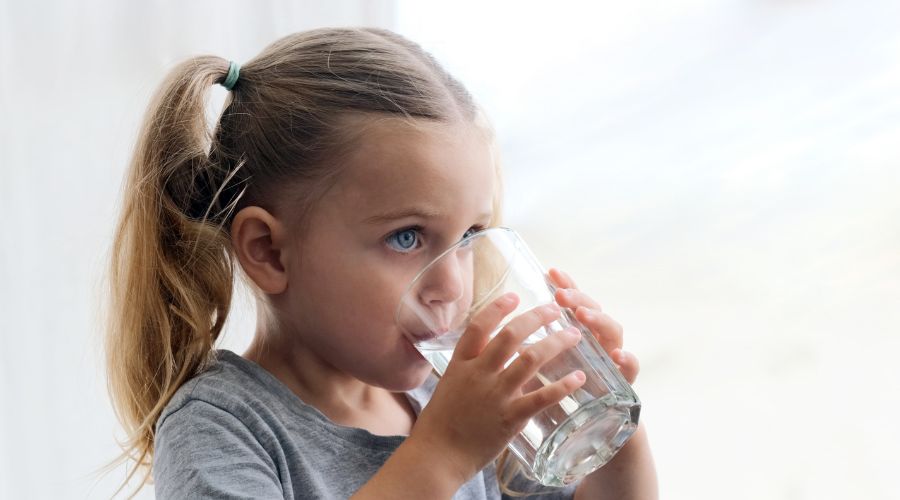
[104,27,502,496]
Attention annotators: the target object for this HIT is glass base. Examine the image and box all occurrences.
[532,395,640,486]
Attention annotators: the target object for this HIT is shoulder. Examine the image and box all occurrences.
[157,349,289,429]
[155,349,284,449]
[155,349,311,456]
[153,396,285,498]
[153,350,290,498]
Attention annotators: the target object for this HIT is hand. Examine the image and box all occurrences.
[548,268,640,385]
[408,293,587,486]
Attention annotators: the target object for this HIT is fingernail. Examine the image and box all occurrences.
[609,349,622,363]
[572,371,586,383]
[564,327,581,339]
[581,309,595,321]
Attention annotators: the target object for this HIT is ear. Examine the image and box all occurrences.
[230,206,290,294]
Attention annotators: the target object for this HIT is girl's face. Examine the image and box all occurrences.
[280,117,496,391]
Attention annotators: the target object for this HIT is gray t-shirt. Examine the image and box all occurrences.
[153,349,576,499]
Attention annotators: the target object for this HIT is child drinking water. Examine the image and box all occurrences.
[105,27,656,499]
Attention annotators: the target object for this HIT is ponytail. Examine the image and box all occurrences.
[104,56,239,496]
[104,27,492,498]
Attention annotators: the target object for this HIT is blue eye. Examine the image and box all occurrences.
[386,228,421,253]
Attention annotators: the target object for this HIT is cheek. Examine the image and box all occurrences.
[297,240,431,339]
[317,265,411,333]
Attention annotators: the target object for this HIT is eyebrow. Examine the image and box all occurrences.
[363,208,493,225]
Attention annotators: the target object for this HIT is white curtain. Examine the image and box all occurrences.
[3,1,900,499]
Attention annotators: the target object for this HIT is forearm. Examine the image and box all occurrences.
[350,435,469,500]
[574,423,657,500]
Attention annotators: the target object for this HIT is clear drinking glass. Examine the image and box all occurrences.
[396,227,641,486]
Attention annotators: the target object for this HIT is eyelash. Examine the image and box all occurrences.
[385,225,486,255]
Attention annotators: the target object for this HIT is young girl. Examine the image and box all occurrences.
[106,27,657,499]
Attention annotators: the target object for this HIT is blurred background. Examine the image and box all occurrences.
[2,0,898,498]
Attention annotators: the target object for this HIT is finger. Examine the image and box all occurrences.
[554,287,602,312]
[480,303,562,370]
[547,268,577,289]
[576,308,624,353]
[612,349,641,385]
[507,370,586,421]
[454,293,519,360]
[501,327,582,389]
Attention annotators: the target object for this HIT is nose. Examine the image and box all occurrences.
[418,249,468,309]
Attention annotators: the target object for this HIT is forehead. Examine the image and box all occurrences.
[331,117,496,222]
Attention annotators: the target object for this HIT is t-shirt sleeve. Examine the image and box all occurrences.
[153,399,284,499]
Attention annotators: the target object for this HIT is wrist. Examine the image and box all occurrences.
[403,431,478,490]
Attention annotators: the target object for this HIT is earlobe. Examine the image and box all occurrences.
[230,206,289,294]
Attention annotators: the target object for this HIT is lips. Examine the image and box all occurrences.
[409,327,448,343]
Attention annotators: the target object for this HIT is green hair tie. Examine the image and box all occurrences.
[222,61,240,90]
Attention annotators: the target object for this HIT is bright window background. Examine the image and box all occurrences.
[1,1,898,499]
[397,2,900,498]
